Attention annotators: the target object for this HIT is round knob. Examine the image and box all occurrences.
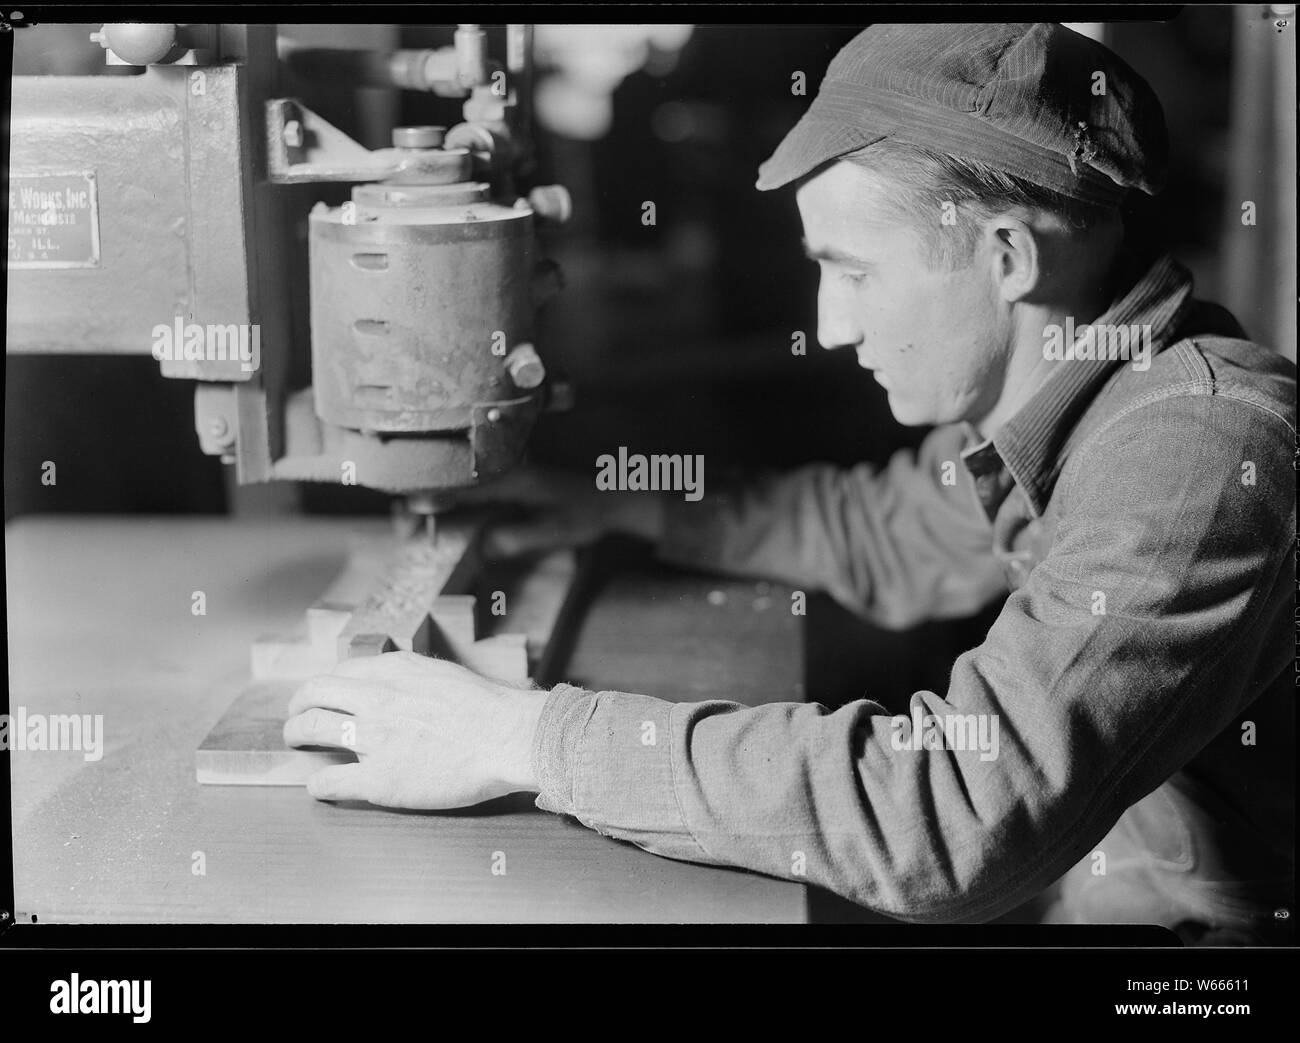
[505,343,546,390]
[392,125,446,149]
[98,23,177,64]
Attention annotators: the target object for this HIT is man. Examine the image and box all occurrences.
[284,23,1295,939]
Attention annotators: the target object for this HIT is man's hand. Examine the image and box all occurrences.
[284,652,550,809]
[453,465,668,559]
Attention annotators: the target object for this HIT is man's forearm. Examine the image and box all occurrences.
[653,428,1006,627]
[527,680,1056,921]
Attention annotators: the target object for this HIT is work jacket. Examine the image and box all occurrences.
[530,252,1296,939]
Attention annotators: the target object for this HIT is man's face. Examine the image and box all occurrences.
[796,160,1010,427]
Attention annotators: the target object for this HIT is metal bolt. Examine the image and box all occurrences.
[209,417,229,440]
[504,343,546,390]
[393,125,445,149]
[283,120,304,149]
[486,407,502,423]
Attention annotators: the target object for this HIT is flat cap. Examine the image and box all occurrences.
[757,23,1168,204]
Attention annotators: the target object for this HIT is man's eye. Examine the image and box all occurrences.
[840,271,869,286]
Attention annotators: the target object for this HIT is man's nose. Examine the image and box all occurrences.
[816,276,861,351]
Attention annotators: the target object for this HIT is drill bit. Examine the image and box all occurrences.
[403,492,439,548]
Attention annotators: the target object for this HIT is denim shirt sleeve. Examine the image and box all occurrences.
[653,422,1008,628]
[530,391,1295,922]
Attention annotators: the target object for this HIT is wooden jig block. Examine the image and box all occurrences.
[196,526,567,786]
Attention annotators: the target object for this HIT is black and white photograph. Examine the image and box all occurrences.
[2,6,1296,1020]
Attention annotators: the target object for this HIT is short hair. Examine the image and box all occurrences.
[839,139,1118,270]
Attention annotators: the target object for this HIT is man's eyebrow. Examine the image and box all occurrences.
[800,238,875,267]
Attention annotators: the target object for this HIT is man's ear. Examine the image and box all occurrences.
[983,212,1042,304]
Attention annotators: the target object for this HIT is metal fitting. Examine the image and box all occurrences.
[454,24,488,88]
[92,23,177,65]
[393,125,446,150]
[527,185,573,225]
[504,343,546,390]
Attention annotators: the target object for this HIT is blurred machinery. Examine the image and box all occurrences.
[6,22,570,526]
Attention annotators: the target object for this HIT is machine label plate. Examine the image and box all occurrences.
[7,171,101,269]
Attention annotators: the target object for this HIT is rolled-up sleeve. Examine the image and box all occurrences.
[532,393,1295,921]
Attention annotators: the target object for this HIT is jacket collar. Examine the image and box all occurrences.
[962,252,1195,519]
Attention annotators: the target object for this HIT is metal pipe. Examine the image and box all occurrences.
[506,24,533,141]
[455,24,488,88]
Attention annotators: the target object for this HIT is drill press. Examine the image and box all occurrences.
[5,22,574,784]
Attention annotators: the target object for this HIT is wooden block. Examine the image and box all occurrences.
[251,626,337,680]
[336,533,474,658]
[199,519,550,787]
[307,601,352,653]
[491,550,578,662]
[460,634,529,684]
[345,633,397,658]
[430,594,478,655]
[196,680,354,786]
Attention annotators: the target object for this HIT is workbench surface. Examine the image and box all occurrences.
[7,516,807,923]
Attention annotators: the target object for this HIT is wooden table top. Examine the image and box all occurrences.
[6,516,807,923]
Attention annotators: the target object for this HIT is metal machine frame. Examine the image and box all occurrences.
[7,22,567,498]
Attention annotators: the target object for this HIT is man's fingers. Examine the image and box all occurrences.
[288,673,392,716]
[283,706,365,751]
[305,763,374,803]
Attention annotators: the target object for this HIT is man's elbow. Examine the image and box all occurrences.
[815,807,1066,923]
